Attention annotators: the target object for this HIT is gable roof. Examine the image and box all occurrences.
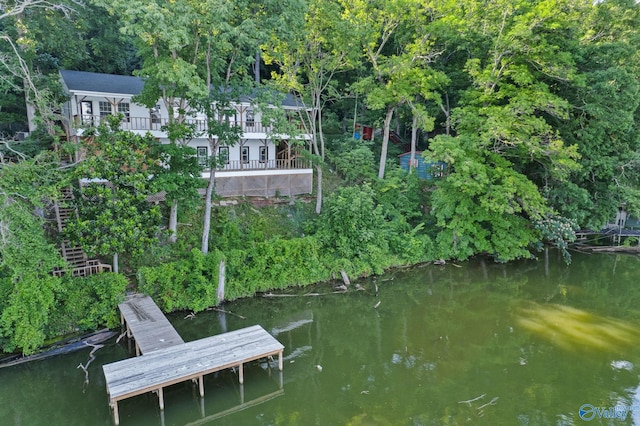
[60,70,144,96]
[60,70,305,108]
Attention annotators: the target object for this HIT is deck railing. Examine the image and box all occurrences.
[216,158,309,171]
[76,115,305,135]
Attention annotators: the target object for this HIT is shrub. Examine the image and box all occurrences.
[225,236,331,299]
[315,184,389,271]
[49,272,128,336]
[138,249,223,312]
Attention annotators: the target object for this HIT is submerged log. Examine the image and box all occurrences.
[0,329,117,368]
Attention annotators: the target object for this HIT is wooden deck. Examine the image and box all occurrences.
[118,294,184,355]
[103,316,284,424]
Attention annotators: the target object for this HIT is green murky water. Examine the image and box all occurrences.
[2,251,640,425]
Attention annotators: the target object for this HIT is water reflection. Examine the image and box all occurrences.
[516,302,640,352]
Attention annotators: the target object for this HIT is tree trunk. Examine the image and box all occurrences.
[410,113,418,173]
[315,164,322,214]
[440,93,451,136]
[112,253,119,274]
[201,140,216,254]
[254,50,261,83]
[201,171,214,254]
[317,97,325,160]
[315,102,325,214]
[168,199,178,243]
[378,107,395,180]
[25,96,37,133]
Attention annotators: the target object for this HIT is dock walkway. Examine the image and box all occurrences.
[104,295,284,425]
[118,294,184,356]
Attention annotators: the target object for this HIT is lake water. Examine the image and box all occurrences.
[2,250,640,425]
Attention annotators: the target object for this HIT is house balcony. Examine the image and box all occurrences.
[206,160,312,198]
[69,115,313,197]
[73,115,307,138]
[215,158,310,172]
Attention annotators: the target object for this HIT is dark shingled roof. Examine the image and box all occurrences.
[60,70,145,95]
[60,70,305,108]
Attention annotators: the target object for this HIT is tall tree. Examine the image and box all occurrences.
[0,0,77,136]
[265,0,357,213]
[343,0,446,179]
[98,0,305,251]
[94,0,207,243]
[189,0,305,253]
[425,0,585,261]
[553,0,640,226]
[64,117,163,273]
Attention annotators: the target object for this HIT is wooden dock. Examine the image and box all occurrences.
[118,294,184,356]
[104,295,284,425]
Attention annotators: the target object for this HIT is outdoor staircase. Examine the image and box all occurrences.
[52,187,112,277]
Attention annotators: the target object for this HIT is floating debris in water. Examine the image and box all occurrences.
[611,360,634,371]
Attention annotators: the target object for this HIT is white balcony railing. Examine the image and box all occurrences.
[75,115,306,135]
[216,158,310,171]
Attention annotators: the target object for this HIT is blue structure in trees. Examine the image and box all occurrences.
[398,152,446,180]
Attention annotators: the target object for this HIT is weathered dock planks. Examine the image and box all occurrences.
[118,294,184,355]
[103,323,284,425]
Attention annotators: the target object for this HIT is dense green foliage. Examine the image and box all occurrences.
[139,249,223,312]
[49,273,128,333]
[0,153,65,355]
[63,117,164,271]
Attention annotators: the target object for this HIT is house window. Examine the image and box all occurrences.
[218,146,229,165]
[246,109,255,127]
[241,146,249,164]
[99,101,112,117]
[196,146,208,168]
[80,101,93,125]
[259,146,267,163]
[117,102,130,122]
[429,163,445,178]
[150,105,161,124]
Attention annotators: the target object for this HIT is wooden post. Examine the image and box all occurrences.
[278,351,283,371]
[111,401,120,425]
[217,260,226,303]
[157,387,165,410]
[239,363,244,384]
[198,376,204,397]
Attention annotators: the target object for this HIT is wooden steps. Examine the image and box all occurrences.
[60,242,88,267]
[52,187,112,277]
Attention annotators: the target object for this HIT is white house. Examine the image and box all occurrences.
[58,70,313,197]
